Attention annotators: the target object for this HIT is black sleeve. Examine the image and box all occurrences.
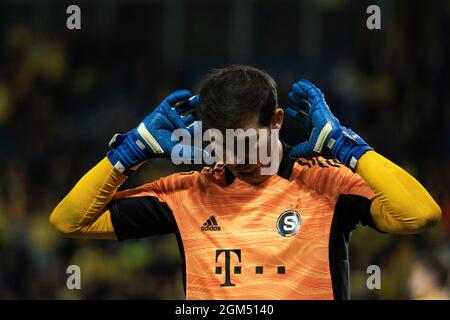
[329,194,381,299]
[335,194,380,233]
[108,196,175,241]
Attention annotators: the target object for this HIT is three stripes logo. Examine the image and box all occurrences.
[201,215,221,232]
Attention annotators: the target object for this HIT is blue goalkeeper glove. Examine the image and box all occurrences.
[285,80,373,170]
[107,89,203,173]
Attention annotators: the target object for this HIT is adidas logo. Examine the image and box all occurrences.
[201,215,221,232]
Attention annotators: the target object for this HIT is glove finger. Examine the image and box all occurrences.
[187,95,199,108]
[288,91,310,113]
[165,89,193,106]
[297,79,323,97]
[288,91,308,108]
[292,82,307,99]
[181,113,197,126]
[286,106,309,129]
[288,90,302,104]
[186,120,201,134]
[289,127,319,159]
[174,95,199,114]
[160,102,190,129]
[293,80,324,107]
[285,107,300,120]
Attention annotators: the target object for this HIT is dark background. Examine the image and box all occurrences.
[0,0,448,299]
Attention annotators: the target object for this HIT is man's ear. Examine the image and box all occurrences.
[272,108,284,129]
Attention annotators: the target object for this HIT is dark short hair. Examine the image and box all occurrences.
[197,65,278,130]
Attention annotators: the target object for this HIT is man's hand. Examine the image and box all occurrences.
[107,89,202,173]
[285,80,373,170]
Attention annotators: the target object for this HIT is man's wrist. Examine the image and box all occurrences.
[106,129,157,172]
[330,127,373,170]
[107,149,138,176]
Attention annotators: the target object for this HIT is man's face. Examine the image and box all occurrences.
[218,108,284,185]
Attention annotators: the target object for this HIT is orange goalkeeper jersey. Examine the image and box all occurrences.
[108,143,376,300]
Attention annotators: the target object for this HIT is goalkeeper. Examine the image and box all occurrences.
[50,65,441,299]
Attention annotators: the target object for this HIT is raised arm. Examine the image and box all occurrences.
[286,79,441,234]
[50,158,125,239]
[356,151,440,234]
[50,90,201,239]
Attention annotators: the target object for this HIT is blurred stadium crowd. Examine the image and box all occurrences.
[0,0,448,299]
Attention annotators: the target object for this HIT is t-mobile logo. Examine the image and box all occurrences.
[215,249,242,287]
[215,249,286,287]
